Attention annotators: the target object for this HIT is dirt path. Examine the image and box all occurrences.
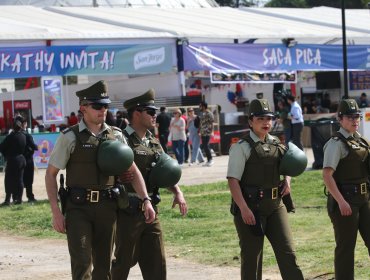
[0,155,289,279]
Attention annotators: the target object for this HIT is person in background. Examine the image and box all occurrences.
[287,95,304,150]
[156,106,171,153]
[105,110,116,126]
[321,93,331,113]
[276,99,291,145]
[227,99,304,280]
[322,99,370,280]
[112,89,187,280]
[199,101,214,166]
[186,107,205,165]
[21,118,38,203]
[358,92,369,108]
[67,112,78,126]
[169,108,187,165]
[180,108,190,163]
[0,116,27,206]
[116,110,129,130]
[45,80,155,280]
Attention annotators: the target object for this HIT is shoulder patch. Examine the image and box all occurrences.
[62,127,72,134]
[111,125,122,132]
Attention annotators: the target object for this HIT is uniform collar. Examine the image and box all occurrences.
[338,127,360,139]
[78,120,110,135]
[125,125,152,138]
[250,130,274,143]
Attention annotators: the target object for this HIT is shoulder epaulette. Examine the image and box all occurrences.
[62,127,72,134]
[110,125,122,133]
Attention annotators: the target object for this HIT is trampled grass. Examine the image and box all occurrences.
[0,170,368,279]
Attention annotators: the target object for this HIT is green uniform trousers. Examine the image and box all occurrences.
[112,210,166,280]
[65,198,118,280]
[234,198,304,280]
[328,193,370,280]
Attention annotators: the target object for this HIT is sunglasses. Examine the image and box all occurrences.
[89,103,109,110]
[138,109,157,117]
[344,114,362,121]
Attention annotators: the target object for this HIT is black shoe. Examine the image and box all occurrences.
[0,201,11,207]
[28,198,37,203]
[13,200,22,205]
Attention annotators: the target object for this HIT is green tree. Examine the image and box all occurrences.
[215,0,258,7]
[265,0,307,7]
[264,0,367,8]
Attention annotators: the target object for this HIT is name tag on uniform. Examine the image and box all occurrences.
[82,144,94,148]
[263,146,271,152]
[136,150,147,155]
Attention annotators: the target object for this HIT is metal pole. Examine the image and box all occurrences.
[341,0,348,98]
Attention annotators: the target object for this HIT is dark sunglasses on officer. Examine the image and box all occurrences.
[88,103,109,110]
[344,114,362,121]
[137,108,157,117]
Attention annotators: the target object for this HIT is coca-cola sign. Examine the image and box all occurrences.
[15,101,30,109]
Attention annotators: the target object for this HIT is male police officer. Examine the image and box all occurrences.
[112,89,188,280]
[45,80,155,280]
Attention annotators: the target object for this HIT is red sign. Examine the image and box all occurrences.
[14,101,31,109]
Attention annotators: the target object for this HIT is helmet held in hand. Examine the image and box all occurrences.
[97,140,134,175]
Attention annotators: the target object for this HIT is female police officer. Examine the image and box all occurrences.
[322,99,370,280]
[227,99,304,280]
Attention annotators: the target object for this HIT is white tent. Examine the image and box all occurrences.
[0,6,369,45]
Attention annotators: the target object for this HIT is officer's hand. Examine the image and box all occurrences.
[279,178,291,197]
[52,210,66,234]
[143,201,156,224]
[338,200,352,216]
[120,170,134,184]
[172,191,188,216]
[241,207,255,225]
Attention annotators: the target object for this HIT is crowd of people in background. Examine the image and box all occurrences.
[157,102,215,167]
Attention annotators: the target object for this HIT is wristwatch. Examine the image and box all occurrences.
[141,197,152,211]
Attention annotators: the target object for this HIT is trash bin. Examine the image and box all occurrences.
[306,118,339,169]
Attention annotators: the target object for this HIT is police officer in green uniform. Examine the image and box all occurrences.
[227,99,304,280]
[45,80,155,280]
[111,89,188,280]
[322,99,370,280]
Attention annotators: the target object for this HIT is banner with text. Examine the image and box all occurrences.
[0,44,173,78]
[183,43,370,72]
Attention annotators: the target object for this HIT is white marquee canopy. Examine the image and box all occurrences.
[0,5,369,46]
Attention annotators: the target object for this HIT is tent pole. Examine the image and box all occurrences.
[341,0,348,99]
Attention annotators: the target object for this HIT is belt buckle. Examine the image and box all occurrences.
[271,187,278,199]
[360,183,367,194]
[90,191,99,203]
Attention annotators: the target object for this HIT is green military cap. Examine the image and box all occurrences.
[76,80,111,104]
[338,99,361,115]
[123,89,158,111]
[248,99,275,117]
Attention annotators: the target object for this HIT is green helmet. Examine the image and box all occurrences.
[97,140,134,175]
[337,99,361,116]
[248,99,275,117]
[149,153,182,188]
[279,142,307,177]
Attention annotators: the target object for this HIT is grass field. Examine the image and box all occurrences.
[0,170,368,279]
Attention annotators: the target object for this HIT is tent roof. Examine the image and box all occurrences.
[0,6,369,44]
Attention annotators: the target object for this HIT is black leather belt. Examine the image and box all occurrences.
[67,187,117,203]
[339,183,369,195]
[244,187,279,200]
